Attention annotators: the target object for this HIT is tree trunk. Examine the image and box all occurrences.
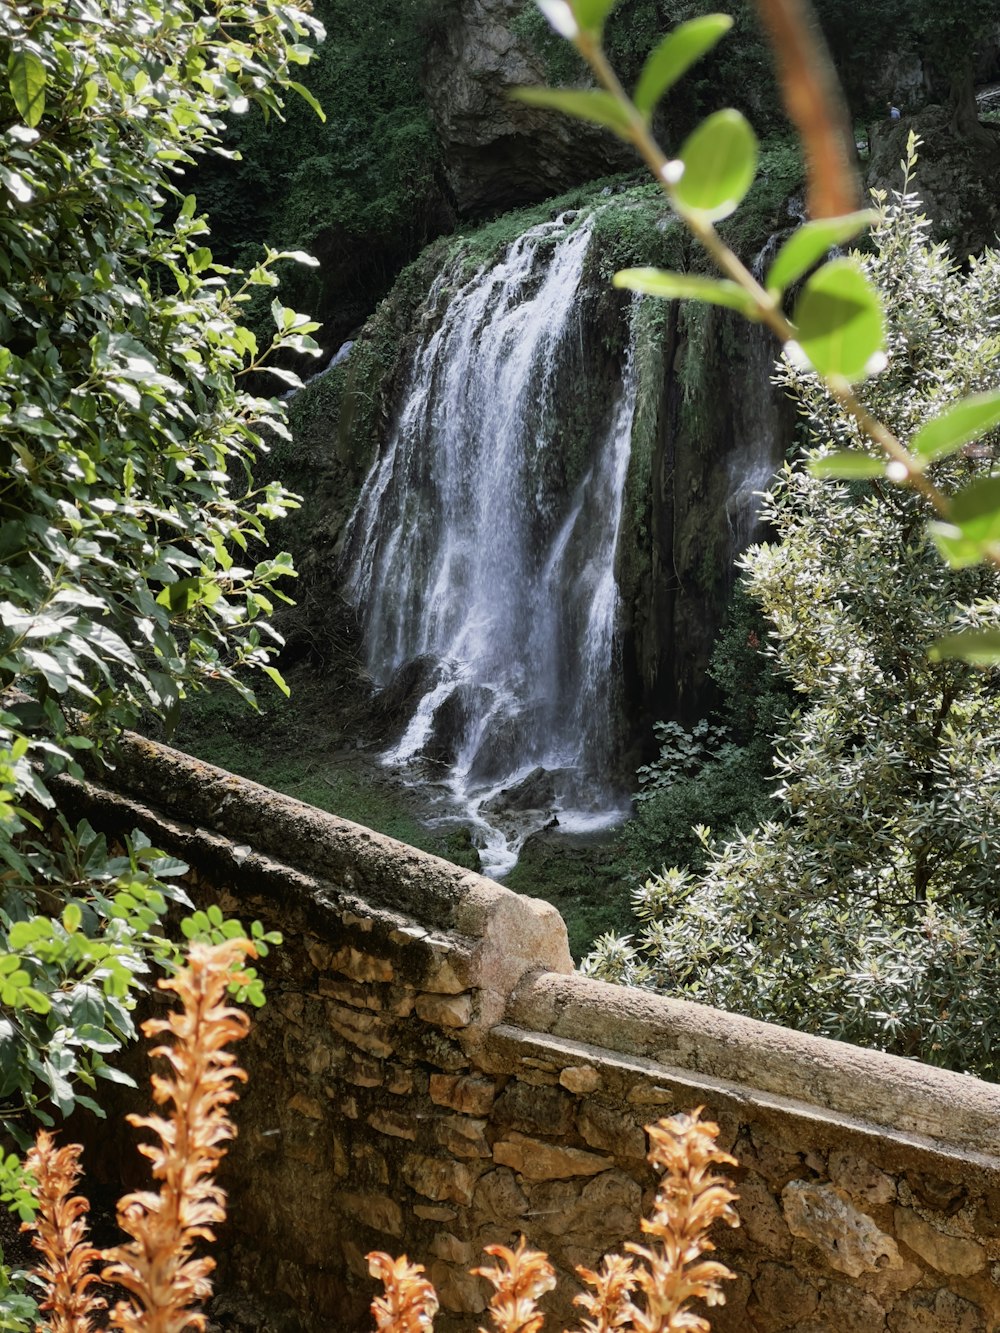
[949,69,1000,153]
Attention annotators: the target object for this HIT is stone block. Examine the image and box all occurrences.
[748,1260,819,1330]
[802,1280,888,1333]
[828,1151,896,1207]
[329,945,394,984]
[560,1064,601,1094]
[576,1102,646,1159]
[430,1074,497,1115]
[415,991,474,1029]
[428,1260,488,1314]
[318,975,381,1010]
[326,1002,394,1058]
[367,1108,417,1141]
[403,1152,481,1205]
[886,1288,985,1332]
[385,1065,414,1096]
[782,1181,902,1278]
[337,1191,403,1238]
[342,1054,383,1088]
[414,1204,458,1222]
[494,1080,574,1137]
[287,1093,325,1121]
[387,987,416,1017]
[735,1175,791,1259]
[493,1132,613,1181]
[473,1167,529,1220]
[526,1170,642,1245]
[429,1232,476,1266]
[421,949,472,995]
[435,1114,492,1159]
[895,1208,985,1276]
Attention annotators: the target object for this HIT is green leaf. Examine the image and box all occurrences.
[910,390,1000,465]
[808,452,886,479]
[613,267,756,317]
[928,523,995,569]
[674,110,757,221]
[287,81,326,122]
[570,0,619,32]
[766,211,878,294]
[949,476,1000,541]
[261,664,290,697]
[9,50,46,128]
[634,16,733,119]
[928,631,1000,664]
[792,258,886,382]
[510,87,632,137]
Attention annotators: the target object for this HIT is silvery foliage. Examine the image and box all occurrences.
[586,184,1000,1079]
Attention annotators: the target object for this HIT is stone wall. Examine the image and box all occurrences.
[57,735,1000,1333]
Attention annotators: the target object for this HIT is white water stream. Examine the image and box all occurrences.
[342,213,637,875]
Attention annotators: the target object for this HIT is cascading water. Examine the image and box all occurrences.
[341,213,637,875]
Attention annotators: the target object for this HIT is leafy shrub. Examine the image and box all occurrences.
[587,184,1000,1078]
[620,585,792,877]
[0,0,317,1319]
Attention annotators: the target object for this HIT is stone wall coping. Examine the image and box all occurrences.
[508,971,1000,1161]
[72,731,1000,1168]
[487,1022,1000,1177]
[82,731,573,981]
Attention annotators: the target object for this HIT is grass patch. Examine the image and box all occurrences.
[504,833,633,962]
[167,680,482,872]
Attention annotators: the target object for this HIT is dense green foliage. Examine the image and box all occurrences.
[515,0,782,136]
[621,586,791,875]
[587,185,1000,1077]
[0,0,321,1319]
[813,0,999,124]
[192,0,454,343]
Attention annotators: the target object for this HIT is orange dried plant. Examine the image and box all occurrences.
[22,1132,105,1333]
[573,1253,638,1333]
[101,937,255,1333]
[473,1237,556,1333]
[21,937,256,1333]
[367,1253,439,1332]
[591,1108,739,1333]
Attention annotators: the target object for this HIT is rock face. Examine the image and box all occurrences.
[422,0,632,215]
[867,107,1000,257]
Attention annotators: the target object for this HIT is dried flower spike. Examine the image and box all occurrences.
[368,1251,439,1332]
[626,1108,739,1333]
[473,1236,556,1333]
[22,1131,105,1333]
[573,1252,637,1333]
[101,938,255,1333]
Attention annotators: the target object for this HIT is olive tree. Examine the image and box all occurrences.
[587,178,1000,1077]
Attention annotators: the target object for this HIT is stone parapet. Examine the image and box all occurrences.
[55,734,1000,1333]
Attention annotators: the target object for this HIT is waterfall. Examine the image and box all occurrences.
[725,320,784,554]
[341,213,637,875]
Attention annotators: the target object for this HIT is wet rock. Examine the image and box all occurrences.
[867,107,1000,257]
[422,0,632,215]
[482,765,557,813]
[424,683,494,766]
